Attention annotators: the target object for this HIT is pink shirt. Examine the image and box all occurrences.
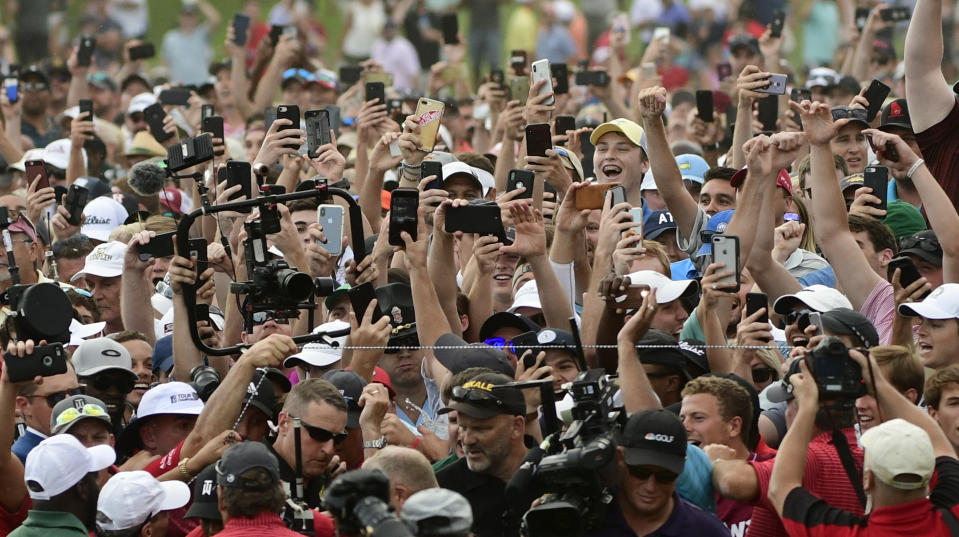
[861,279,895,345]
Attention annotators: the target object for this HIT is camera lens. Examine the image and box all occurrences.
[41,355,52,367]
[277,269,314,301]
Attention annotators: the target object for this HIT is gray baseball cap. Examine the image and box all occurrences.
[401,488,473,536]
[50,394,112,435]
[71,337,137,381]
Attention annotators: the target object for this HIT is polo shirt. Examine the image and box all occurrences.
[7,510,87,537]
[436,456,522,537]
[781,456,959,537]
[266,444,336,537]
[586,492,728,537]
[11,428,45,464]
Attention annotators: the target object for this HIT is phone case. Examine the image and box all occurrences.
[864,166,888,212]
[444,203,505,238]
[3,344,67,383]
[77,36,96,67]
[863,80,891,122]
[79,99,94,120]
[159,89,191,106]
[531,59,554,106]
[317,205,344,256]
[508,76,530,105]
[550,63,568,94]
[555,115,576,136]
[138,231,176,261]
[574,183,619,210]
[757,96,778,132]
[421,161,444,187]
[202,116,224,140]
[348,282,383,322]
[305,109,332,158]
[507,170,534,199]
[711,235,741,291]
[627,208,644,239]
[696,90,714,122]
[756,74,787,95]
[25,161,48,190]
[414,98,445,152]
[608,185,627,206]
[441,12,459,44]
[365,72,393,86]
[227,161,253,206]
[233,14,250,46]
[65,185,89,226]
[276,104,300,150]
[887,257,931,298]
[389,188,419,246]
[340,66,362,86]
[144,103,173,142]
[746,292,769,323]
[525,122,552,157]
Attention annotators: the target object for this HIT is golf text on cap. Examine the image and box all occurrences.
[644,433,675,443]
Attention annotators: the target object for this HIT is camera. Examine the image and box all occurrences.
[189,365,221,401]
[809,337,866,400]
[323,469,413,537]
[0,283,72,382]
[167,133,214,173]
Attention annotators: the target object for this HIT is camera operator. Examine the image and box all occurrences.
[400,488,473,537]
[0,215,46,294]
[768,350,959,536]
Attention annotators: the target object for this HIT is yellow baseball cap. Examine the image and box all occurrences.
[589,118,647,152]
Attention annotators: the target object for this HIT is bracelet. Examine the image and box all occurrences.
[411,437,422,450]
[178,457,196,481]
[906,158,925,180]
[401,161,422,169]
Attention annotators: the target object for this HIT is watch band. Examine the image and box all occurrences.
[363,435,387,449]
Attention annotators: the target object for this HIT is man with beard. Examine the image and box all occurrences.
[19,66,61,149]
[71,338,137,435]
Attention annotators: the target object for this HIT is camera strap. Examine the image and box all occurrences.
[938,507,959,536]
[831,428,866,509]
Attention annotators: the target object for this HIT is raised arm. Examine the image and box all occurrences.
[0,342,28,513]
[768,360,818,515]
[252,34,299,114]
[617,289,662,412]
[121,233,160,345]
[905,0,956,133]
[730,65,770,169]
[429,200,467,338]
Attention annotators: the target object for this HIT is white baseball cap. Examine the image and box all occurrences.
[441,161,494,197]
[96,471,191,532]
[625,270,699,303]
[860,418,935,490]
[43,138,87,170]
[899,283,959,320]
[508,280,542,313]
[137,382,204,419]
[773,284,854,315]
[158,304,225,337]
[24,434,115,500]
[80,197,129,243]
[128,92,157,115]
[283,320,350,368]
[71,337,136,379]
[72,241,127,282]
[8,148,44,172]
[67,318,108,347]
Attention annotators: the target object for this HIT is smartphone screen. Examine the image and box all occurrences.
[863,165,889,212]
[696,90,714,122]
[227,161,253,205]
[746,292,769,323]
[388,188,419,246]
[233,14,250,46]
[525,123,552,157]
[441,13,459,44]
[863,79,891,123]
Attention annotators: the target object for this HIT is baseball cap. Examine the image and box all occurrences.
[515,328,579,358]
[441,161,494,197]
[861,418,935,490]
[441,373,526,419]
[883,201,927,239]
[125,131,167,158]
[831,105,870,128]
[694,210,736,257]
[376,283,417,342]
[401,488,473,536]
[243,369,277,421]
[766,358,804,403]
[96,471,190,532]
[728,168,793,195]
[677,339,710,377]
[283,320,350,369]
[43,139,86,170]
[50,395,112,435]
[478,311,541,342]
[675,154,708,185]
[772,284,854,315]
[636,330,692,379]
[322,369,366,429]
[839,173,864,193]
[620,408,687,475]
[833,76,862,96]
[71,337,137,380]
[116,382,203,455]
[819,308,880,348]
[216,441,281,490]
[434,332,515,377]
[314,69,337,90]
[899,283,959,320]
[128,92,157,115]
[879,99,911,132]
[644,210,677,241]
[589,118,647,152]
[728,34,760,55]
[624,270,699,303]
[508,280,543,313]
[805,67,839,89]
[324,283,351,309]
[87,72,117,91]
[24,434,114,500]
[71,241,126,281]
[185,464,221,521]
[80,197,129,242]
[899,230,942,267]
[8,148,44,173]
[151,334,174,375]
[7,214,37,242]
[554,146,585,182]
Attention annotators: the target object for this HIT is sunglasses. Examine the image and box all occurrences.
[27,387,85,407]
[451,385,506,407]
[252,311,291,325]
[85,374,136,394]
[21,82,48,91]
[484,337,516,354]
[290,415,348,444]
[626,465,679,483]
[751,367,777,384]
[55,403,108,427]
[830,107,868,122]
[899,235,941,254]
[784,309,813,326]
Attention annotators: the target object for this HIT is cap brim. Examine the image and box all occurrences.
[898,301,955,319]
[621,447,684,475]
[878,121,912,132]
[76,366,137,381]
[283,352,341,368]
[79,227,114,243]
[86,443,116,472]
[773,295,810,315]
[72,263,122,280]
[656,279,699,303]
[159,480,192,511]
[444,401,502,420]
[185,501,222,521]
[588,124,644,148]
[53,415,111,436]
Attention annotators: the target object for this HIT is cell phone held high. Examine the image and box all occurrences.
[188,238,208,276]
[441,12,459,45]
[79,99,94,120]
[574,70,609,87]
[226,161,253,206]
[755,73,787,95]
[696,90,714,122]
[317,204,344,256]
[3,344,67,383]
[143,103,173,143]
[365,82,385,105]
[887,256,930,298]
[3,78,17,103]
[65,184,89,226]
[413,98,445,152]
[507,169,534,199]
[201,115,224,141]
[746,292,769,324]
[421,161,444,190]
[77,36,96,67]
[348,282,383,322]
[574,183,619,210]
[128,42,156,61]
[525,122,552,158]
[276,104,300,150]
[305,109,332,158]
[863,165,889,212]
[159,88,191,106]
[25,160,48,190]
[444,202,506,239]
[232,14,251,46]
[137,231,176,262]
[550,63,569,94]
[530,59,554,106]
[711,234,741,291]
[863,79,891,123]
[388,188,419,246]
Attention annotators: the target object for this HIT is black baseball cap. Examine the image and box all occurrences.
[185,464,221,521]
[441,372,526,419]
[516,329,578,357]
[820,308,880,349]
[900,230,943,267]
[620,409,687,475]
[728,34,760,56]
[478,312,540,342]
[766,359,804,403]
[879,99,911,132]
[434,333,515,377]
[636,330,692,381]
[677,339,710,378]
[322,369,366,429]
[243,369,277,422]
[216,442,280,491]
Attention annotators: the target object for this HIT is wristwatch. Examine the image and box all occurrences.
[363,435,387,449]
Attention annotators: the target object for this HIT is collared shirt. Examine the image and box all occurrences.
[436,456,521,537]
[7,510,87,537]
[860,279,895,346]
[11,427,46,464]
[586,491,728,537]
[395,360,448,439]
[214,512,304,537]
[20,121,61,150]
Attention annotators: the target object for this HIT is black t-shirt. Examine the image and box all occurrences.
[402,8,440,69]
[269,442,327,509]
[436,457,521,537]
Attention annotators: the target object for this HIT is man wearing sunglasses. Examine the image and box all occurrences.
[71,337,137,434]
[49,394,113,449]
[9,359,81,464]
[19,67,61,149]
[589,408,728,537]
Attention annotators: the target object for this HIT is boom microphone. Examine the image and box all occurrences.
[128,160,168,197]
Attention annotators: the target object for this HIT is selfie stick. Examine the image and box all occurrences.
[568,317,588,372]
[292,418,305,501]
[0,208,20,286]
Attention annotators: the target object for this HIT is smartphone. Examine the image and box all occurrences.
[550,63,568,94]
[79,99,94,121]
[790,88,811,102]
[3,78,16,103]
[349,281,383,322]
[201,115,224,141]
[264,106,277,133]
[365,71,393,86]
[64,184,88,226]
[339,65,362,86]
[614,284,652,310]
[863,79,891,123]
[269,25,284,46]
[510,50,528,76]
[525,123,552,158]
[608,185,627,206]
[863,165,889,212]
[276,104,300,150]
[507,169,534,199]
[574,70,609,87]
[201,104,215,120]
[445,203,506,238]
[365,81,385,105]
[711,234,741,291]
[324,105,341,138]
[441,12,459,44]
[226,160,253,205]
[531,59,554,106]
[887,256,930,298]
[159,88,191,106]
[508,75,530,105]
[757,96,778,133]
[769,9,786,38]
[232,13,250,46]
[3,344,67,383]
[880,7,911,22]
[490,69,505,89]
[555,115,576,141]
[77,35,96,67]
[574,183,619,210]
[717,62,733,81]
[317,204,344,256]
[188,238,208,276]
[144,103,171,143]
[25,160,48,190]
[628,207,644,239]
[305,109,332,158]
[640,62,658,81]
[128,42,155,61]
[855,7,871,31]
[421,161,444,190]
[696,90,714,122]
[756,73,787,95]
[800,311,825,335]
[413,98,445,152]
[388,188,419,246]
[137,231,176,261]
[746,292,769,324]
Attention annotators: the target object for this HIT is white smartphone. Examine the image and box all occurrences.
[317,204,344,256]
[629,208,644,238]
[530,59,555,106]
[653,26,670,45]
[711,234,741,291]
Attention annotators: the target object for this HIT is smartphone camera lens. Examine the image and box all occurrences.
[42,355,53,367]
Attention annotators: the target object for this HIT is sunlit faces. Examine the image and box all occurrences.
[916,317,959,370]
[699,179,736,216]
[829,123,868,174]
[929,383,959,452]
[593,132,648,184]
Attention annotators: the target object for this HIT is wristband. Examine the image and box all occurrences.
[906,158,925,180]
[401,161,422,169]
[411,436,422,450]
[178,457,196,481]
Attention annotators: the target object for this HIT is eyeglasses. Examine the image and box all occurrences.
[283,68,315,81]
[626,465,679,483]
[484,337,516,354]
[252,311,291,325]
[830,107,868,122]
[128,112,145,122]
[27,387,84,407]
[451,385,505,407]
[21,82,48,91]
[784,309,813,326]
[290,416,347,444]
[55,403,108,427]
[84,374,135,394]
[751,367,777,384]
[899,235,941,254]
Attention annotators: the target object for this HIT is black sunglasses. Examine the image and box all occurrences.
[452,385,505,407]
[626,465,679,483]
[784,309,813,326]
[899,235,941,254]
[751,367,777,384]
[831,107,868,122]
[252,311,291,325]
[27,387,84,407]
[291,416,348,445]
[85,374,135,394]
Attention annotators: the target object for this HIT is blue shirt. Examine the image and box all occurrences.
[395,360,449,439]
[675,444,716,513]
[797,265,836,287]
[12,427,45,464]
[586,491,728,537]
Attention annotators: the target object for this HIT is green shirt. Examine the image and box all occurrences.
[432,453,459,473]
[8,510,88,537]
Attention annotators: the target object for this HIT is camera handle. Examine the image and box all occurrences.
[2,228,19,286]
[506,378,559,437]
[175,186,364,355]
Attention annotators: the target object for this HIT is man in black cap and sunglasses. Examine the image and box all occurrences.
[898,229,944,290]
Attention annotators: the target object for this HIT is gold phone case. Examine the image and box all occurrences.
[509,76,530,105]
[414,98,445,152]
[575,182,620,210]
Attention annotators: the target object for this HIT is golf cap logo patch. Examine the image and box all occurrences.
[644,432,675,443]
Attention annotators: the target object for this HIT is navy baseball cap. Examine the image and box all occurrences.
[644,210,678,241]
[695,210,735,257]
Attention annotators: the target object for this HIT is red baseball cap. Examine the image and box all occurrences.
[729,168,793,196]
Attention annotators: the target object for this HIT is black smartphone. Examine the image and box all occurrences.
[445,203,506,239]
[365,82,385,105]
[158,88,191,106]
[348,281,383,322]
[880,7,911,22]
[608,185,627,207]
[696,90,714,122]
[137,231,176,261]
[77,35,96,67]
[717,62,733,81]
[78,99,94,121]
[276,104,300,150]
[887,256,930,298]
[746,292,769,324]
[389,188,419,246]
[555,115,576,137]
[339,65,362,86]
[757,96,778,132]
[201,104,215,120]
[507,169,534,199]
[421,161,444,190]
[305,109,332,158]
[143,103,173,142]
[201,115,224,141]
[188,238,208,276]
[269,24,284,46]
[227,161,253,205]
[790,88,811,102]
[490,69,505,89]
[769,10,786,38]
[855,7,870,31]
[525,122,552,158]
[65,184,89,226]
[233,13,250,46]
[550,62,569,94]
[25,160,48,190]
[574,70,609,87]
[863,79,891,123]
[863,165,889,212]
[325,105,342,138]
[128,42,155,61]
[3,344,67,383]
[441,13,459,44]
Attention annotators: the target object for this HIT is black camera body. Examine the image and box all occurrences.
[1,283,72,382]
[323,469,413,537]
[189,365,220,401]
[810,337,866,400]
[167,134,214,173]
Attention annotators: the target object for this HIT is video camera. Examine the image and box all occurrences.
[508,370,625,537]
[323,469,413,537]
[809,337,866,401]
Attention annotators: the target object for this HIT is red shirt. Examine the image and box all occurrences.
[143,441,184,478]
[917,98,959,214]
[746,429,864,537]
[183,526,204,537]
[0,498,29,537]
[216,512,303,537]
[718,450,776,537]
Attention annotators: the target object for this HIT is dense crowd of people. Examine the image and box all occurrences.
[1,0,959,536]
